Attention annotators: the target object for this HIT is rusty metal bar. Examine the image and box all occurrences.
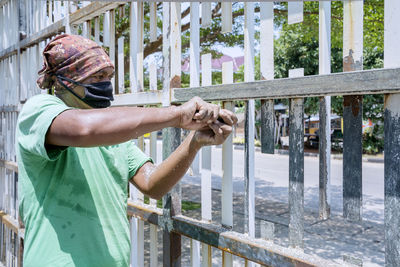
[318,0,332,220]
[288,98,304,249]
[319,97,331,220]
[288,69,305,250]
[384,0,400,264]
[342,0,363,222]
[261,99,275,154]
[342,95,363,221]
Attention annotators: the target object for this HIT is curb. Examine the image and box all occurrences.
[231,144,384,163]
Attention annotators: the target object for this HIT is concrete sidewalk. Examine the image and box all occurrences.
[142,183,383,266]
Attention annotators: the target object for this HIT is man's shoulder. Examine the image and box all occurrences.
[19,94,67,121]
[23,94,64,110]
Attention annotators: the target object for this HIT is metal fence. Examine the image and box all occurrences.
[1,1,400,266]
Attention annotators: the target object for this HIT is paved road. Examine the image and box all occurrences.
[149,140,384,223]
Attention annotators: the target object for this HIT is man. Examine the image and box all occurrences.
[16,34,237,266]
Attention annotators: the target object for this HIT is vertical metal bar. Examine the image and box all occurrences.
[117,36,124,94]
[189,2,201,177]
[137,1,144,92]
[221,61,233,267]
[318,1,331,220]
[260,220,275,242]
[244,3,255,267]
[201,2,211,28]
[103,11,110,47]
[149,2,157,43]
[260,2,274,155]
[221,2,231,34]
[149,55,157,91]
[94,16,100,45]
[149,222,158,267]
[109,9,115,88]
[149,48,158,267]
[162,3,182,266]
[130,2,137,93]
[130,136,145,267]
[189,3,201,266]
[200,53,212,267]
[342,0,363,222]
[49,0,53,25]
[384,0,400,265]
[82,21,88,38]
[288,68,304,250]
[86,20,91,39]
[162,127,181,267]
[288,0,303,25]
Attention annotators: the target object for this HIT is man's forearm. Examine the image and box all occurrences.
[47,106,180,147]
[134,131,201,200]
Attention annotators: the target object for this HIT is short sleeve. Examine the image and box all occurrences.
[17,94,73,161]
[126,141,153,178]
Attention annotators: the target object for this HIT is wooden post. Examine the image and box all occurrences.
[222,61,233,267]
[384,0,400,264]
[288,68,304,250]
[342,0,363,222]
[260,2,274,154]
[200,53,212,267]
[318,1,331,220]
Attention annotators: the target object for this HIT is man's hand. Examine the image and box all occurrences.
[192,108,237,147]
[176,97,220,130]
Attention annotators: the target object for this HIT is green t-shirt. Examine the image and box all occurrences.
[16,94,152,267]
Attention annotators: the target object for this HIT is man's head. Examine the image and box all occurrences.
[37,34,115,109]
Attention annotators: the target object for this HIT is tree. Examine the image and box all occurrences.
[110,1,385,152]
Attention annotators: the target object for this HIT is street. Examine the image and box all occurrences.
[150,140,384,223]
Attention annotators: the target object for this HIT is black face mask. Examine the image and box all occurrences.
[56,75,114,108]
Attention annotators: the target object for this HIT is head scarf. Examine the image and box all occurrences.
[37,34,114,89]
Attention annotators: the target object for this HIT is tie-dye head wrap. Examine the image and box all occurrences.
[36,34,114,89]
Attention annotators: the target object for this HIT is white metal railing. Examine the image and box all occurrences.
[1,1,399,266]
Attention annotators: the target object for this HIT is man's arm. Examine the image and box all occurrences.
[130,110,236,200]
[46,97,220,147]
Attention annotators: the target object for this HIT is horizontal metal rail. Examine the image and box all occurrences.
[0,2,124,61]
[172,67,400,103]
[0,0,7,8]
[112,91,164,107]
[0,106,18,112]
[0,159,18,173]
[127,202,336,267]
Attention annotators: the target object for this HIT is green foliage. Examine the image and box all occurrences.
[112,1,385,153]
